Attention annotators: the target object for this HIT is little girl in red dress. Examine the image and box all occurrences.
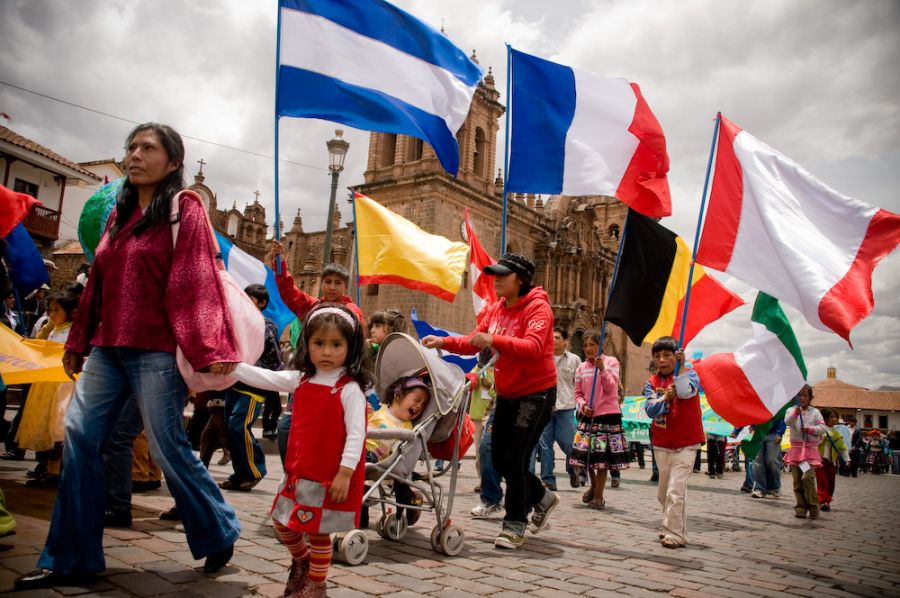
[235,303,373,598]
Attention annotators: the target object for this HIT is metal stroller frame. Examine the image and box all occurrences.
[332,332,471,564]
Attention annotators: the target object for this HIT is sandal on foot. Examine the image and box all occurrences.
[581,488,594,504]
[587,499,605,510]
[661,537,683,549]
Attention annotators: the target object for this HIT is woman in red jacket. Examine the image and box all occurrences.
[422,253,558,550]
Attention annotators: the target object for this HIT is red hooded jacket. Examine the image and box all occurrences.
[441,286,555,398]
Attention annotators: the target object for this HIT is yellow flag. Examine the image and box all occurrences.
[354,192,469,302]
[0,325,69,384]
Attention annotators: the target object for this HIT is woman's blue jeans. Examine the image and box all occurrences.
[37,347,240,575]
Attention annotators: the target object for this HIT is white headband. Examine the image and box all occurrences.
[309,306,357,330]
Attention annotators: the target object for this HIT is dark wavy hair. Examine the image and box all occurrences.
[48,290,80,321]
[109,123,185,239]
[293,302,373,389]
[368,308,406,334]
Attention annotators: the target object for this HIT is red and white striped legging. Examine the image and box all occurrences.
[274,521,332,584]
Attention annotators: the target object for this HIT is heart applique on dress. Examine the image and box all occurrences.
[296,510,315,524]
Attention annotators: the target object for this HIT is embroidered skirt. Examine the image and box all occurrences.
[570,412,630,471]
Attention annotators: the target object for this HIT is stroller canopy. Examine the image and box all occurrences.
[375,333,468,417]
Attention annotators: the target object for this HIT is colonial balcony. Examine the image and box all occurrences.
[23,204,60,241]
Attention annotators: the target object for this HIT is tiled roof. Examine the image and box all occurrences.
[0,125,101,181]
[812,378,900,411]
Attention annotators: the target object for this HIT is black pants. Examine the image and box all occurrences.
[630,442,645,468]
[707,438,726,475]
[261,391,282,433]
[491,388,555,525]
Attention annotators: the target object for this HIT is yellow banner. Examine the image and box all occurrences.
[354,192,469,302]
[0,325,69,384]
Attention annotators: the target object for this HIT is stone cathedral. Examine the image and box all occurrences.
[196,59,652,393]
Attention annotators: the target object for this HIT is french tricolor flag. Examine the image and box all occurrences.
[507,48,671,218]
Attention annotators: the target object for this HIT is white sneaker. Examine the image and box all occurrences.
[751,489,765,498]
[471,502,502,519]
[769,490,780,498]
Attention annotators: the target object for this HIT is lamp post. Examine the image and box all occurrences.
[323,129,349,267]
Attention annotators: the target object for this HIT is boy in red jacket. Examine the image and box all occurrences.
[643,336,704,549]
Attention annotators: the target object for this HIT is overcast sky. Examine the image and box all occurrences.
[1,0,898,388]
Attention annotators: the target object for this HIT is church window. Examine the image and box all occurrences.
[406,137,423,161]
[226,214,239,237]
[456,127,466,171]
[378,134,396,168]
[366,284,379,296]
[609,224,620,239]
[571,329,585,360]
[473,127,485,177]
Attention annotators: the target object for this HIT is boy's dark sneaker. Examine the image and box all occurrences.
[820,503,830,512]
[530,491,560,534]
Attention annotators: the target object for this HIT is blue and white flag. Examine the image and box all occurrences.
[410,307,477,373]
[506,48,671,218]
[216,233,296,336]
[277,0,482,175]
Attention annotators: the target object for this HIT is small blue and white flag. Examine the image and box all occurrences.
[216,233,296,336]
[277,0,482,175]
[410,308,477,373]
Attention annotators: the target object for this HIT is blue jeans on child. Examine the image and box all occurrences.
[536,408,576,486]
[37,348,240,575]
[478,411,504,506]
[224,387,267,483]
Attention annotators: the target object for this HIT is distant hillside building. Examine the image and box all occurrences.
[813,367,900,431]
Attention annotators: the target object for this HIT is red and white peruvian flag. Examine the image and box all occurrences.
[465,209,497,321]
[696,114,900,345]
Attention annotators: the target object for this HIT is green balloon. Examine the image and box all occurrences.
[78,178,123,262]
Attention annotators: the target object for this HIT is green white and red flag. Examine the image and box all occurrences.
[694,292,806,428]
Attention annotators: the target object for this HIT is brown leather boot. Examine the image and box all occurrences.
[283,557,310,597]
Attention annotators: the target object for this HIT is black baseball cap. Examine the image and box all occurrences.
[484,253,535,279]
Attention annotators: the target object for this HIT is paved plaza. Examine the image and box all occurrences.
[1,447,898,597]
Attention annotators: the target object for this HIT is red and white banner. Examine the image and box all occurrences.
[696,115,900,344]
[464,209,496,321]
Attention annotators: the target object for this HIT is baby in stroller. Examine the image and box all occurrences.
[361,375,429,526]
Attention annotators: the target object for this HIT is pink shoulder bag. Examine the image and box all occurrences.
[170,190,264,391]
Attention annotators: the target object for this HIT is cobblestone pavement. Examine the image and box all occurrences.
[2,447,898,597]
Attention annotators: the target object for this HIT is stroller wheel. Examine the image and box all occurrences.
[430,525,443,552]
[339,529,369,565]
[378,512,408,541]
[439,525,465,556]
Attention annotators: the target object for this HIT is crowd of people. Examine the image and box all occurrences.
[1,122,898,597]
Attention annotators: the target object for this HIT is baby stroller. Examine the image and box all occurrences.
[332,332,472,564]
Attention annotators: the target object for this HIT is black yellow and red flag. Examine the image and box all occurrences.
[605,210,744,347]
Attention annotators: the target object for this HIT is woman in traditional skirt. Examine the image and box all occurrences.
[570,330,629,509]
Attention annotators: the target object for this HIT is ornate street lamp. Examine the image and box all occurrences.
[323,129,349,267]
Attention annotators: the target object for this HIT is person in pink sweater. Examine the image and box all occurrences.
[570,330,627,509]
[784,385,826,519]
